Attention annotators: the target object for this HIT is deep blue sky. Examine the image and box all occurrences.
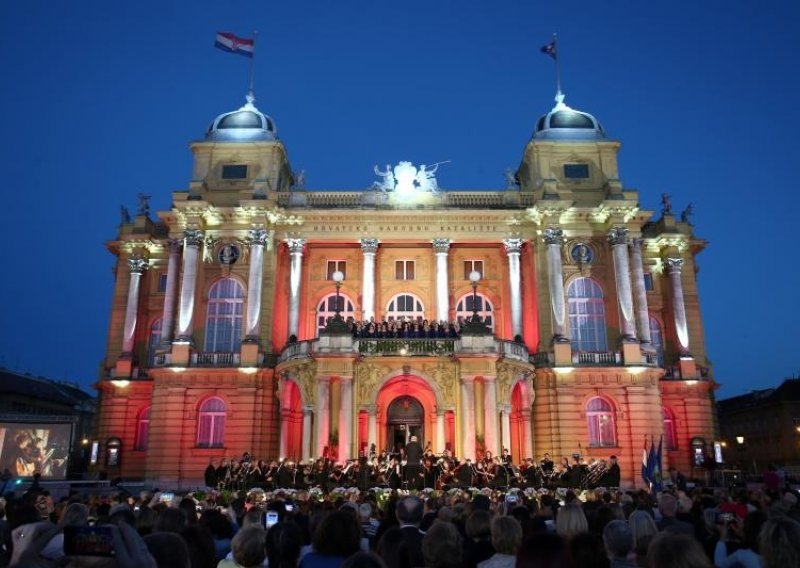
[1,1,798,399]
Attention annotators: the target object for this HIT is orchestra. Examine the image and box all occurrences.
[206,444,623,492]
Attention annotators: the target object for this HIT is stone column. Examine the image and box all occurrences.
[279,408,291,459]
[287,239,306,339]
[666,258,690,354]
[339,377,353,460]
[483,377,499,456]
[360,239,380,321]
[302,406,313,461]
[159,239,181,346]
[542,228,568,340]
[432,238,451,323]
[521,408,534,459]
[503,239,524,339]
[499,404,512,455]
[630,239,652,344]
[460,377,476,460]
[315,377,330,457]
[121,256,149,355]
[609,227,637,341]
[175,229,204,342]
[245,228,269,340]
[436,409,446,453]
[367,405,378,452]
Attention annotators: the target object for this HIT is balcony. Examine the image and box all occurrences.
[572,351,622,366]
[357,338,456,356]
[192,352,240,367]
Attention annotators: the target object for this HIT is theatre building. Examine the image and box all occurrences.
[94,89,717,487]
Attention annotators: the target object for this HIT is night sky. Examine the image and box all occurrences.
[1,1,798,399]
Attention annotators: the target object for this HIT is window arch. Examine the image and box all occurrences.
[568,277,608,352]
[147,319,163,366]
[135,407,151,451]
[586,397,616,447]
[197,397,226,448]
[649,316,665,367]
[455,293,494,330]
[385,294,424,322]
[663,407,677,450]
[317,293,356,335]
[204,278,244,353]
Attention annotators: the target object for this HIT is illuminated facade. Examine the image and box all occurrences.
[94,90,717,487]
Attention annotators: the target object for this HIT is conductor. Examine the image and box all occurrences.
[405,435,423,490]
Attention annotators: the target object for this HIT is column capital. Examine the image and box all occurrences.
[339,375,353,384]
[431,238,451,254]
[166,238,183,253]
[482,375,497,383]
[630,238,645,251]
[502,238,524,254]
[542,227,564,246]
[436,407,447,417]
[360,238,380,254]
[608,226,629,246]
[247,227,270,247]
[666,257,684,273]
[286,238,306,254]
[183,228,204,247]
[498,403,512,414]
[365,404,377,416]
[127,256,149,274]
[303,404,314,415]
[460,376,475,385]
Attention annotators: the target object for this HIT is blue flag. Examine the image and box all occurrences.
[641,437,649,485]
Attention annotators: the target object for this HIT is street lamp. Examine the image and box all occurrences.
[324,270,349,334]
[462,270,489,335]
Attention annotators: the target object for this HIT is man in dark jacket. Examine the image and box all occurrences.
[204,458,218,488]
[397,495,425,567]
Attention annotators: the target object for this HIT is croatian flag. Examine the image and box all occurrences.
[540,39,557,60]
[215,32,255,58]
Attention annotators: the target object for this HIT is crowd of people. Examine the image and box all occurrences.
[348,318,465,340]
[205,442,620,494]
[2,471,800,567]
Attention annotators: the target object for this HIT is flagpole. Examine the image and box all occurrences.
[248,30,258,98]
[553,33,563,103]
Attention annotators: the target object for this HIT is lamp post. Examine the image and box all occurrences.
[462,270,489,335]
[324,270,349,334]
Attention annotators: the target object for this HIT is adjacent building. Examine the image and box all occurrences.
[94,86,717,487]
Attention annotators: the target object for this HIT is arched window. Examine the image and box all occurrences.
[455,293,494,330]
[649,316,665,367]
[385,294,424,322]
[135,407,151,451]
[317,293,356,335]
[197,397,226,448]
[568,277,608,352]
[586,397,616,447]
[663,407,677,450]
[147,319,162,366]
[204,278,244,353]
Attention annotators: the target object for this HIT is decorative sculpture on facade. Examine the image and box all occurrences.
[136,193,151,217]
[661,193,673,217]
[371,161,448,193]
[504,168,519,190]
[680,203,694,225]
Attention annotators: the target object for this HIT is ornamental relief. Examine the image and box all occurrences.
[355,362,392,407]
[422,361,458,407]
[280,360,317,406]
[496,360,533,403]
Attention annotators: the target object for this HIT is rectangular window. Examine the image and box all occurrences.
[221,164,248,179]
[564,164,590,179]
[643,273,654,291]
[464,260,484,280]
[395,260,415,280]
[158,273,168,293]
[326,260,347,280]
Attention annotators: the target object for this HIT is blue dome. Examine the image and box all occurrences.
[533,94,604,141]
[205,93,277,141]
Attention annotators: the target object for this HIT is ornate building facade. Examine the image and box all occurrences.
[94,90,717,487]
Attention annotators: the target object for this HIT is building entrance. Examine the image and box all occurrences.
[386,396,424,453]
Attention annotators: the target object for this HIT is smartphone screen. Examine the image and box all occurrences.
[64,525,116,557]
[265,511,279,528]
[285,503,294,512]
[159,492,175,503]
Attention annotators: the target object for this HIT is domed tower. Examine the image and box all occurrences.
[517,93,624,204]
[186,92,293,206]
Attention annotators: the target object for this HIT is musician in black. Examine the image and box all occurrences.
[501,448,512,466]
[405,435,423,490]
[204,458,218,489]
[276,460,296,488]
[456,459,475,487]
[522,458,541,488]
[602,455,621,487]
[540,453,554,473]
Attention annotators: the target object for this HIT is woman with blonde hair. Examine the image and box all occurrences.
[555,503,588,541]
[628,510,658,566]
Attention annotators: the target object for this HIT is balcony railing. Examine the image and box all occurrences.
[278,340,314,363]
[357,338,455,356]
[192,352,240,367]
[497,340,529,362]
[530,352,553,366]
[573,351,621,366]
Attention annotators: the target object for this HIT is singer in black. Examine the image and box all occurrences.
[404,435,424,490]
